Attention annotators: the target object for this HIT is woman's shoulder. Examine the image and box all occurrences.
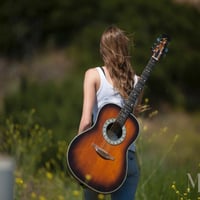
[84,67,100,82]
[84,67,99,76]
[84,67,101,90]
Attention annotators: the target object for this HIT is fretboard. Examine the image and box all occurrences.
[116,57,157,126]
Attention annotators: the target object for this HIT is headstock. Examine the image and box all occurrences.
[152,34,170,61]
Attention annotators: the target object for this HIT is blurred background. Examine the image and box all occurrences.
[0,0,199,199]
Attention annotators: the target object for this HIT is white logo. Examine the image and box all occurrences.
[187,173,200,193]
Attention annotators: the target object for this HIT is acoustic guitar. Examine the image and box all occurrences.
[66,34,169,194]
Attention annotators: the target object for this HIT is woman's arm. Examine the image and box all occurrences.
[78,68,99,134]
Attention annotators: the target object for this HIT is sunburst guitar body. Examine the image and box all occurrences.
[67,103,139,194]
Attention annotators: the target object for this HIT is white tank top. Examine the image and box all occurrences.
[92,67,139,152]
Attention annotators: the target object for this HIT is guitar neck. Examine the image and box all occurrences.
[116,57,157,126]
[114,34,170,127]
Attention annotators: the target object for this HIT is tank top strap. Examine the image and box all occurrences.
[100,66,106,76]
[96,67,107,82]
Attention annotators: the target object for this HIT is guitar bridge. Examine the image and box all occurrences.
[92,143,114,161]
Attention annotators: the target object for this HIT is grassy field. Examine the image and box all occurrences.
[135,111,200,200]
[1,109,200,200]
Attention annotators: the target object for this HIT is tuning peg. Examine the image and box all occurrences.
[151,42,157,50]
[161,34,171,42]
[156,37,161,42]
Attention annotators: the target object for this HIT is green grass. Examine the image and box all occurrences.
[0,109,200,200]
[136,111,200,200]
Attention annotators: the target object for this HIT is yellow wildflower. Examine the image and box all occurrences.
[39,195,46,200]
[171,184,176,190]
[72,190,80,196]
[144,98,149,104]
[46,171,53,180]
[98,194,105,199]
[85,174,92,181]
[15,177,23,185]
[143,125,148,131]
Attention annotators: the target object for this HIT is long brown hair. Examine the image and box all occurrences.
[100,25,135,98]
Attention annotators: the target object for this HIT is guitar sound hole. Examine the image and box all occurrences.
[106,122,122,141]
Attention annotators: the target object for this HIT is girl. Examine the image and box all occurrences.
[78,25,143,200]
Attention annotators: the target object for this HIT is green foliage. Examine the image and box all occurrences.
[1,109,199,199]
[0,108,85,199]
[0,0,99,56]
[1,90,200,199]
[0,0,199,109]
[0,109,61,173]
[3,74,83,141]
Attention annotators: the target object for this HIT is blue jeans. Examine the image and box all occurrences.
[83,151,140,200]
